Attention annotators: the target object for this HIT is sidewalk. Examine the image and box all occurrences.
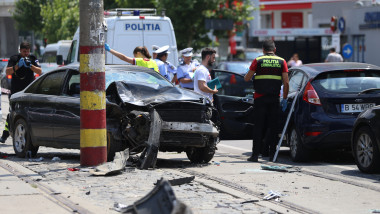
[0,158,72,214]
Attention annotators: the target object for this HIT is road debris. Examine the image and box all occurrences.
[155,176,195,186]
[29,157,44,162]
[261,164,301,172]
[51,157,61,161]
[67,168,80,172]
[213,161,221,166]
[241,200,260,204]
[114,178,193,214]
[263,190,283,201]
[90,149,129,176]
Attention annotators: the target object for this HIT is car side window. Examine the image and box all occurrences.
[214,71,254,97]
[288,70,306,93]
[66,70,80,97]
[35,70,66,95]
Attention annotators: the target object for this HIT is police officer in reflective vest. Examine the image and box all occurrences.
[244,39,289,162]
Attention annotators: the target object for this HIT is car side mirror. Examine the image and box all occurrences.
[56,55,63,65]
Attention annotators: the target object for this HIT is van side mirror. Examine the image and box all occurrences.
[56,55,63,65]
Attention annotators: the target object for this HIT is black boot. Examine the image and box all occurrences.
[247,156,259,162]
[0,130,9,143]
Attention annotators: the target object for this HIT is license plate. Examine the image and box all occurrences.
[341,103,375,113]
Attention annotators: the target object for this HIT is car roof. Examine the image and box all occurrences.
[291,62,380,78]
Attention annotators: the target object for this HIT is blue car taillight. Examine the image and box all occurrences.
[303,81,322,106]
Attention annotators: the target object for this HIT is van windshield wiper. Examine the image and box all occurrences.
[358,88,380,96]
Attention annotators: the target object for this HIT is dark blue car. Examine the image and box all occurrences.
[283,62,380,161]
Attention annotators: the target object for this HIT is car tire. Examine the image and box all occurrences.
[13,119,39,158]
[107,132,122,162]
[353,126,380,173]
[288,127,309,162]
[186,137,218,164]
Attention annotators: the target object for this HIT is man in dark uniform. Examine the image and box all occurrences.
[0,41,42,143]
[244,39,289,162]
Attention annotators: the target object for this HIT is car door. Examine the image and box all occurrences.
[211,69,254,140]
[52,69,80,149]
[27,70,67,147]
[280,69,309,130]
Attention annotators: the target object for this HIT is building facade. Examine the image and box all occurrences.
[0,0,18,58]
[245,0,380,66]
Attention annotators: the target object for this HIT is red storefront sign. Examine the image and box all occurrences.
[282,12,303,28]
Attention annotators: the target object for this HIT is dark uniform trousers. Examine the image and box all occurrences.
[252,95,279,158]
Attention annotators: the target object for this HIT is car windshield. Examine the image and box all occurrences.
[313,70,380,94]
[225,62,251,74]
[245,52,262,61]
[0,60,8,70]
[106,69,173,88]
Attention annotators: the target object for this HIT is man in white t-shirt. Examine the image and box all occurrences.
[325,47,343,62]
[194,48,218,102]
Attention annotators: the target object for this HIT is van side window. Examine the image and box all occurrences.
[67,40,77,64]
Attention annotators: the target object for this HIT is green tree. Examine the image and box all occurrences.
[157,0,220,51]
[12,0,46,34]
[205,0,254,37]
[104,0,156,10]
[40,0,79,43]
[157,0,254,51]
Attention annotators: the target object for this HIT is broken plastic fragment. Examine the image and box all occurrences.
[67,168,80,171]
[52,157,61,161]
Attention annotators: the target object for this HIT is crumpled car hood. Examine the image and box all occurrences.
[112,81,206,106]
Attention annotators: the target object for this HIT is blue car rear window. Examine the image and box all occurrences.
[313,70,380,93]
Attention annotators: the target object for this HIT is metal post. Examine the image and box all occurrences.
[79,0,107,166]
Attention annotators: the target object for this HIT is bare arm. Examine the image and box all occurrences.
[180,78,193,84]
[31,64,42,75]
[198,80,218,94]
[282,72,289,99]
[109,49,134,64]
[244,70,255,82]
[6,66,17,75]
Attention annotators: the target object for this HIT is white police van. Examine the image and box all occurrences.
[65,8,178,66]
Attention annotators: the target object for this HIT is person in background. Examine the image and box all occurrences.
[152,45,159,59]
[105,44,159,72]
[154,45,177,83]
[0,41,42,143]
[176,47,199,90]
[287,53,302,68]
[193,48,218,102]
[244,39,289,162]
[325,47,343,62]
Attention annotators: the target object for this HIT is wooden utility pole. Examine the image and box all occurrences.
[79,0,107,166]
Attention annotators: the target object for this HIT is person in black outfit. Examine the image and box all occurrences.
[244,39,289,162]
[0,41,42,143]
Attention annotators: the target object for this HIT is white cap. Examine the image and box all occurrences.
[154,45,170,54]
[152,45,159,52]
[181,47,193,57]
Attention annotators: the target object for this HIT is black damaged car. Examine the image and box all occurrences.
[352,105,380,173]
[8,64,219,165]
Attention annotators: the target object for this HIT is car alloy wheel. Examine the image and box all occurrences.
[14,123,27,153]
[12,119,39,158]
[287,127,309,162]
[356,132,374,168]
[354,126,380,173]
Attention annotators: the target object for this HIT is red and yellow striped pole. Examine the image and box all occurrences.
[79,0,107,166]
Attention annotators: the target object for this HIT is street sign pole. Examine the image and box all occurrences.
[79,0,107,166]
